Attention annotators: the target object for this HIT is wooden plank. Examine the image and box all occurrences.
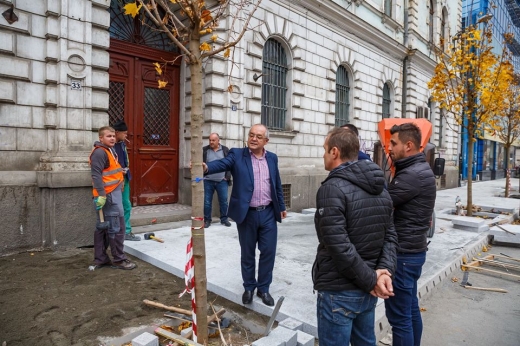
[462,264,520,279]
[154,327,204,346]
[490,253,520,263]
[183,308,226,340]
[143,299,192,316]
[474,257,520,271]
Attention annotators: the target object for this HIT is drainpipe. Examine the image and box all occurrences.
[401,0,409,118]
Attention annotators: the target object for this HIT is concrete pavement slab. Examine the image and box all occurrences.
[125,179,515,340]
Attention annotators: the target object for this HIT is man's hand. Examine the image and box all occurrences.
[94,196,106,210]
[202,162,208,173]
[281,210,287,219]
[370,269,394,299]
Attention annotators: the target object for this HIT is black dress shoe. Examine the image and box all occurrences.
[242,290,254,304]
[257,292,274,306]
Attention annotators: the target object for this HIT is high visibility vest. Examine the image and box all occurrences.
[89,146,124,197]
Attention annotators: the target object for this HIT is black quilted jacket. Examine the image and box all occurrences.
[312,160,397,293]
[389,153,436,253]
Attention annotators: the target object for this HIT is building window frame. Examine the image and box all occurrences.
[382,82,392,119]
[335,65,351,127]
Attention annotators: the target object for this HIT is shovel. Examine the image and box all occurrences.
[460,271,507,293]
[96,209,110,230]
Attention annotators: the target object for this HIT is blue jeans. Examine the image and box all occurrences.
[204,179,229,223]
[317,290,378,346]
[384,252,426,346]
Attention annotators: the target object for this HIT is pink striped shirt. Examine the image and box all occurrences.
[249,149,272,207]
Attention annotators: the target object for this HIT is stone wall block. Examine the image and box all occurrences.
[66,108,86,130]
[293,82,304,96]
[0,5,30,34]
[204,107,224,122]
[46,17,59,39]
[43,108,57,129]
[16,35,45,61]
[0,80,15,103]
[66,19,86,44]
[92,26,110,48]
[293,58,306,71]
[91,111,108,130]
[247,42,263,59]
[45,62,58,84]
[91,48,109,69]
[16,0,45,15]
[17,82,45,106]
[326,114,335,125]
[0,104,31,127]
[46,39,58,62]
[91,0,111,9]
[91,70,109,90]
[205,58,227,75]
[31,61,45,84]
[16,128,46,151]
[246,98,261,114]
[67,0,87,21]
[30,13,46,38]
[46,0,60,16]
[0,31,14,54]
[0,56,30,80]
[44,85,57,107]
[204,90,226,107]
[0,127,16,150]
[91,89,108,110]
[91,5,110,29]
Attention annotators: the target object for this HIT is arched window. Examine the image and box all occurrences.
[335,66,350,126]
[429,0,435,43]
[382,83,391,118]
[441,7,449,51]
[261,39,288,131]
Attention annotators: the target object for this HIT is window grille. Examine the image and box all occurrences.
[282,184,291,210]
[384,0,392,17]
[109,0,179,53]
[382,83,391,118]
[143,88,171,146]
[108,81,125,126]
[335,66,350,127]
[429,0,434,43]
[261,39,288,131]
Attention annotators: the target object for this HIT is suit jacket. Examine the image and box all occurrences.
[206,147,286,224]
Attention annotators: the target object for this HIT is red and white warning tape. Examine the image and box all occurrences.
[179,237,197,341]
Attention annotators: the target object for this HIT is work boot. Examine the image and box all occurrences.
[125,233,141,241]
[111,260,137,270]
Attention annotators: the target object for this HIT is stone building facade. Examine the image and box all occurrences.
[0,0,461,254]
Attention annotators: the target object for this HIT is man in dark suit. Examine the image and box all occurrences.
[203,124,287,306]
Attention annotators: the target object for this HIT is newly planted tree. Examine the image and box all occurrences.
[123,0,262,342]
[488,73,520,197]
[428,16,512,215]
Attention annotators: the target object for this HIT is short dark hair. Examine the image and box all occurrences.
[390,123,422,149]
[327,127,359,161]
[340,123,359,136]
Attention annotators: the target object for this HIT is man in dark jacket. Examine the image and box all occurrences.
[384,122,436,346]
[202,133,232,228]
[314,127,397,345]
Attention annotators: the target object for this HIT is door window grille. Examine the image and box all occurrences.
[109,0,179,53]
[108,81,125,125]
[143,87,170,146]
[282,184,291,209]
[261,39,288,131]
[335,65,350,126]
[382,83,391,118]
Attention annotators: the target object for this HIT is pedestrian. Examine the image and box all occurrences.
[203,133,232,228]
[112,120,140,241]
[89,126,137,270]
[340,123,371,161]
[384,122,436,346]
[203,124,287,306]
[313,127,397,346]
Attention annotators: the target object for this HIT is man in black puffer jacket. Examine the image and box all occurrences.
[384,123,436,346]
[313,127,397,346]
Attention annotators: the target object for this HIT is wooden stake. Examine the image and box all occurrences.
[154,327,204,346]
[462,285,508,293]
[183,308,226,340]
[462,264,520,279]
[143,299,192,316]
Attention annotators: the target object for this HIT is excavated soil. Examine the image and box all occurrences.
[0,248,269,346]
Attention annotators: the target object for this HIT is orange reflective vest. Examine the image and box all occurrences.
[89,146,124,197]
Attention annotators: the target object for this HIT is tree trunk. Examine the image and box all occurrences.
[188,37,208,343]
[505,145,511,198]
[466,127,474,216]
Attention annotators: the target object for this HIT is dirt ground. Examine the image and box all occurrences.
[0,248,270,346]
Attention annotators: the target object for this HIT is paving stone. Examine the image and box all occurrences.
[252,336,283,346]
[279,317,303,331]
[490,225,520,246]
[131,332,158,346]
[452,216,489,233]
[269,327,298,346]
[296,330,315,346]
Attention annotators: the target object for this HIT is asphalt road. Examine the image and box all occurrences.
[419,245,520,346]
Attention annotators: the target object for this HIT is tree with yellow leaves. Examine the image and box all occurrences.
[487,73,520,197]
[123,0,262,342]
[428,15,512,216]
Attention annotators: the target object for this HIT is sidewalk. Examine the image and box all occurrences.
[124,178,515,340]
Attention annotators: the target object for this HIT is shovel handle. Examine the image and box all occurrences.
[463,285,508,293]
[98,209,105,223]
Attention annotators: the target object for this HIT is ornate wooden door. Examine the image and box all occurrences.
[108,40,180,206]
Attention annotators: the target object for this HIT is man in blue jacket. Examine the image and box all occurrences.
[204,124,287,306]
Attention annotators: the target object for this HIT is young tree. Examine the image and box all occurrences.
[123,0,262,342]
[428,16,512,216]
[488,73,520,197]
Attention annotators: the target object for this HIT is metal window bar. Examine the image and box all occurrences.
[282,184,291,209]
[335,66,350,127]
[261,39,288,131]
[382,83,391,118]
[108,81,125,125]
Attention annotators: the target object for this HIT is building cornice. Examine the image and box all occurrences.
[284,0,408,59]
